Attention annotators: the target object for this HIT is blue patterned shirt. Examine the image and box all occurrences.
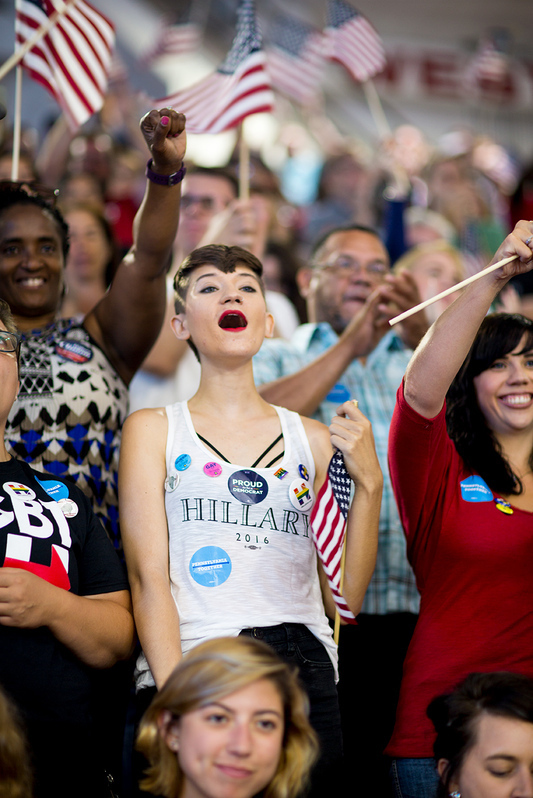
[253,323,420,615]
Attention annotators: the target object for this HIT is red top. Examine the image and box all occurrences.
[386,381,533,758]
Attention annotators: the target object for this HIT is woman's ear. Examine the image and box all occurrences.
[437,757,451,781]
[158,710,180,753]
[264,311,275,339]
[171,314,190,341]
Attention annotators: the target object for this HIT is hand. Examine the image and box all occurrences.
[341,289,387,359]
[329,401,383,493]
[199,199,258,252]
[489,220,533,281]
[0,568,57,629]
[140,108,187,175]
[377,269,429,349]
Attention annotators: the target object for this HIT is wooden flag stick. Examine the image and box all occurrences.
[389,255,518,327]
[238,122,249,201]
[11,65,23,180]
[0,0,72,83]
[333,538,347,645]
[362,78,390,139]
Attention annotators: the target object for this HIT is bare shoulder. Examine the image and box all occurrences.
[300,416,333,461]
[123,407,168,436]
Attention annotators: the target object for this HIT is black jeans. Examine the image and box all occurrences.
[240,623,343,797]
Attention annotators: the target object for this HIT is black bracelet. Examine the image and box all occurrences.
[145,158,186,187]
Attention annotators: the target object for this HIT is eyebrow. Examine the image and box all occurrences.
[203,700,283,718]
[193,272,262,286]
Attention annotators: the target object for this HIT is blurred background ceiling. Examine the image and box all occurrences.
[0,0,532,164]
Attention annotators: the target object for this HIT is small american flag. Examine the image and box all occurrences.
[465,30,511,92]
[15,0,115,131]
[141,18,201,67]
[324,1,386,83]
[265,14,325,106]
[155,0,273,135]
[311,449,356,623]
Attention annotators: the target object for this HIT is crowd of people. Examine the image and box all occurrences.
[1,92,533,798]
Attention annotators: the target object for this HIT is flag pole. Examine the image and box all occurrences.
[389,254,518,326]
[0,0,73,83]
[10,65,23,180]
[238,121,250,201]
[362,78,390,139]
[333,538,347,645]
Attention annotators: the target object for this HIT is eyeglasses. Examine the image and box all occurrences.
[0,331,21,354]
[313,254,389,277]
[0,180,59,207]
[181,194,216,212]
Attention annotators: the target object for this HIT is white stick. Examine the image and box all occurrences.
[239,123,249,201]
[362,79,390,139]
[11,65,23,181]
[389,255,518,326]
[0,0,72,83]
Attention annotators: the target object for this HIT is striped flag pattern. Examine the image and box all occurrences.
[155,0,273,135]
[324,1,386,83]
[310,449,356,623]
[15,0,115,131]
[141,20,201,66]
[265,15,325,106]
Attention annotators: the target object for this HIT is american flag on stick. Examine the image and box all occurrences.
[265,14,325,106]
[15,0,115,131]
[155,0,274,135]
[324,0,386,83]
[141,18,201,67]
[310,449,356,624]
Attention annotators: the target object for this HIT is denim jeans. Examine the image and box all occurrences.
[240,622,342,797]
[390,758,440,798]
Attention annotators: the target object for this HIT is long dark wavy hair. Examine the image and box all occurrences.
[446,313,533,495]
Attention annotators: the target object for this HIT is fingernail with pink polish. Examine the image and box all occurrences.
[161,116,170,126]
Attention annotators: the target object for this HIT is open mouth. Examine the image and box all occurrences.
[218,310,248,330]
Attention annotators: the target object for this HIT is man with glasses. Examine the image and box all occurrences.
[252,224,428,796]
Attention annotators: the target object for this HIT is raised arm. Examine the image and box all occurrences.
[306,402,382,618]
[404,220,533,419]
[119,409,182,688]
[84,108,187,385]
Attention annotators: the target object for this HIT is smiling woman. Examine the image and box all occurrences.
[386,220,533,798]
[0,107,187,551]
[136,636,318,798]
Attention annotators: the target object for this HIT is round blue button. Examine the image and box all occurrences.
[175,454,192,471]
[189,546,232,587]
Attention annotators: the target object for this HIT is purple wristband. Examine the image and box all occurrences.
[145,159,186,187]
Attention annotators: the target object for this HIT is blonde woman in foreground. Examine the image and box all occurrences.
[137,636,318,798]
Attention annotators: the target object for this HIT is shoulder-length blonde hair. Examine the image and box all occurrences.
[136,636,319,798]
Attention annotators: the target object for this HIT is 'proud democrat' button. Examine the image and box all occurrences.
[228,470,268,504]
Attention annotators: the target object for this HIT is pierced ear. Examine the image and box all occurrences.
[158,710,180,753]
[296,266,313,299]
[171,314,190,341]
[437,758,450,780]
[264,311,275,339]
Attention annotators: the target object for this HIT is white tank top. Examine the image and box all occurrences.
[135,402,337,688]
